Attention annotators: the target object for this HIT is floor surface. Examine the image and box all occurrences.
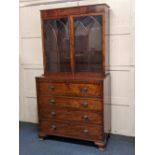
[19,122,135,155]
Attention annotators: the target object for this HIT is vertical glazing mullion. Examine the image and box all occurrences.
[68,16,75,74]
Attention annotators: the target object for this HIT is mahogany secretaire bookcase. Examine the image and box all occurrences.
[36,4,111,150]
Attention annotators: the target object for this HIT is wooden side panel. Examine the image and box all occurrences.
[102,7,110,74]
[104,74,111,134]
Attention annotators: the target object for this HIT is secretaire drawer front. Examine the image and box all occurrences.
[69,83,102,97]
[37,82,102,97]
[39,109,102,125]
[37,82,68,95]
[38,96,103,111]
[39,120,103,141]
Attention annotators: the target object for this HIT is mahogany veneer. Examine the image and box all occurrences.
[36,4,110,150]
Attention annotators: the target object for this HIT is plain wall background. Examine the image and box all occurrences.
[19,0,135,136]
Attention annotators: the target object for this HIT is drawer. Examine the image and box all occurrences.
[37,82,102,97]
[39,109,103,125]
[38,96,103,111]
[39,120,103,141]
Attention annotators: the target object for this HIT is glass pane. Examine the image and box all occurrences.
[44,18,70,72]
[74,15,102,72]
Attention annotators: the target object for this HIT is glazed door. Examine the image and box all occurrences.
[43,18,71,73]
[73,15,103,72]
[43,15,103,74]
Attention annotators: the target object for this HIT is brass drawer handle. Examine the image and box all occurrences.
[48,85,55,91]
[51,124,56,130]
[82,115,89,121]
[80,87,88,93]
[83,129,88,133]
[49,99,55,104]
[51,111,56,116]
[81,101,88,107]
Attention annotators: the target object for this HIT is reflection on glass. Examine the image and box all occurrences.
[44,18,70,72]
[74,16,102,72]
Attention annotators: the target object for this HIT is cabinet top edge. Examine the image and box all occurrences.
[40,4,109,18]
[40,4,110,12]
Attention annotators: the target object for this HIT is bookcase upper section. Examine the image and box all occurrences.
[40,4,109,76]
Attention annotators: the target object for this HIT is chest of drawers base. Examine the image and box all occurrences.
[36,76,110,150]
